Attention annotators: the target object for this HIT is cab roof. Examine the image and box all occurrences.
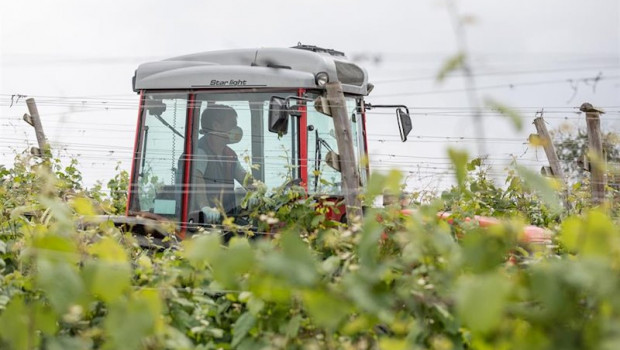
[133,45,369,95]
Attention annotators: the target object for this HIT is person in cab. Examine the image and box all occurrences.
[193,104,249,222]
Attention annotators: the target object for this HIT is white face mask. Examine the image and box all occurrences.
[201,126,243,144]
[226,126,243,144]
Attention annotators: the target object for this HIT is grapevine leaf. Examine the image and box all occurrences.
[232,312,256,347]
[437,52,465,82]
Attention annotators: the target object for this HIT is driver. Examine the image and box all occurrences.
[192,104,249,222]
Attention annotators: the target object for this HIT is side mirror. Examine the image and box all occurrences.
[268,96,289,134]
[325,151,341,172]
[314,96,331,116]
[396,108,412,142]
[145,98,166,116]
[365,103,412,142]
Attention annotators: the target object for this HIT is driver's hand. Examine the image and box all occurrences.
[244,178,263,192]
[247,193,261,208]
[201,206,221,223]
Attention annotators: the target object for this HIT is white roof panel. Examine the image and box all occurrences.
[133,47,369,95]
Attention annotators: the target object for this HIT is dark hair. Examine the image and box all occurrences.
[201,104,237,132]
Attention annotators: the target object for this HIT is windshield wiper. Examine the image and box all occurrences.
[313,129,334,192]
[153,114,184,139]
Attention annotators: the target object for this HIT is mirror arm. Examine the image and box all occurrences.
[286,96,314,104]
[366,103,412,142]
[364,103,410,115]
[286,96,314,117]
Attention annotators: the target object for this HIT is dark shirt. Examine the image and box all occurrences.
[194,137,242,213]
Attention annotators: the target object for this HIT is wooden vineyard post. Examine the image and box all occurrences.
[325,82,363,223]
[533,114,565,181]
[533,113,568,208]
[581,102,606,206]
[23,98,49,157]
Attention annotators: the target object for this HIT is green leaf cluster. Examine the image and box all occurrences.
[2,151,620,349]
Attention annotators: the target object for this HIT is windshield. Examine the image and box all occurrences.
[129,91,299,224]
[188,92,298,215]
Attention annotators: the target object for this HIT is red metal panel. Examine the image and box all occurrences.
[321,197,346,222]
[179,93,196,239]
[298,88,308,190]
[126,90,144,217]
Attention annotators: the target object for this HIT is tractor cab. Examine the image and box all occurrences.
[127,45,411,236]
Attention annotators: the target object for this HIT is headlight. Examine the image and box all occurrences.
[315,72,329,87]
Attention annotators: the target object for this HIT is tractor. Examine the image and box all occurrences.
[116,44,411,240]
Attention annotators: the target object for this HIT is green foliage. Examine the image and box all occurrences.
[553,127,620,184]
[442,157,560,227]
[2,151,620,349]
[105,163,129,215]
[551,126,620,213]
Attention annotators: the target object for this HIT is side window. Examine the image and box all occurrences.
[307,97,363,195]
[136,94,187,220]
[307,104,342,195]
[347,98,367,187]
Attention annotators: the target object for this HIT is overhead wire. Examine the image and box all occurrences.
[4,96,620,111]
[373,64,620,83]
[371,75,620,98]
[2,55,616,193]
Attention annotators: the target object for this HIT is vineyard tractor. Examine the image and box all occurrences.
[89,44,548,245]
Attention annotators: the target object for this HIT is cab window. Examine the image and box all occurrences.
[132,92,188,221]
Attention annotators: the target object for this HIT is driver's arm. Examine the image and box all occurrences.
[192,167,211,209]
[191,148,212,210]
[233,160,255,189]
[192,166,222,222]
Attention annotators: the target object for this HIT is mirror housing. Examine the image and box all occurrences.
[314,96,331,116]
[325,151,341,172]
[268,96,289,134]
[396,107,412,142]
[145,98,166,116]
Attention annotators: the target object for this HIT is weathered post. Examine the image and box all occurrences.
[23,98,48,156]
[580,102,606,205]
[533,114,564,181]
[533,113,568,208]
[325,82,363,223]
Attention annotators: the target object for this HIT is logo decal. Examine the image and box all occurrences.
[210,79,248,86]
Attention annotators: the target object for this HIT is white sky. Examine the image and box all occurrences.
[1,0,619,191]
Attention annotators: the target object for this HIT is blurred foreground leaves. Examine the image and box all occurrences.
[1,153,620,349]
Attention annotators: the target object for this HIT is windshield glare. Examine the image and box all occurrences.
[188,92,298,214]
[130,91,298,222]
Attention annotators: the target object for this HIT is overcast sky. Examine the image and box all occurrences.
[1,0,619,191]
